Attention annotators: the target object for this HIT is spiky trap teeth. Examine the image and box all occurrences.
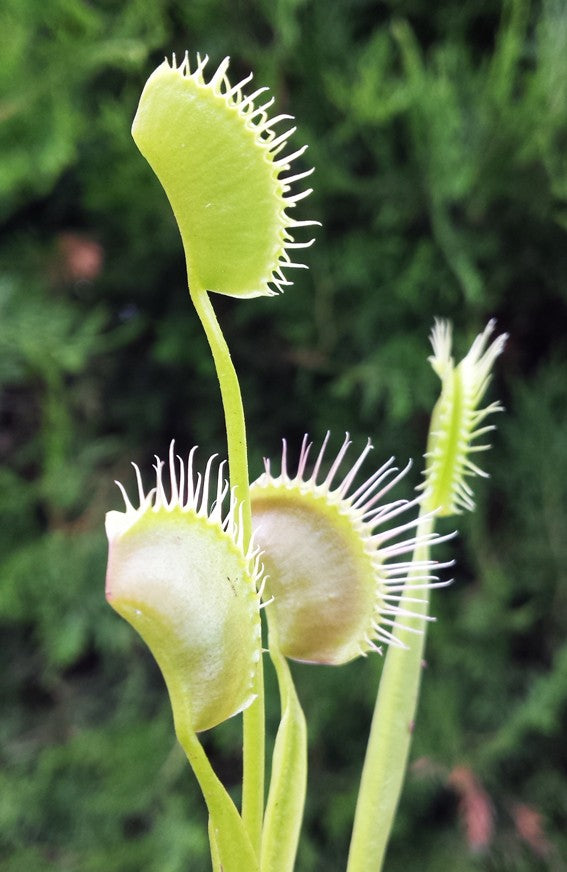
[422,319,507,516]
[105,442,262,733]
[132,52,319,299]
[250,433,452,664]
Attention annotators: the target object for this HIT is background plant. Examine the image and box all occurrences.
[1,1,567,870]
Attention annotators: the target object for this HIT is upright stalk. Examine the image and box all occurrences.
[347,508,435,872]
[189,280,265,858]
[347,318,505,870]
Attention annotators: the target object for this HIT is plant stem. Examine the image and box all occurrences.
[346,510,435,872]
[261,620,307,872]
[188,281,265,859]
[173,702,258,872]
[208,817,222,872]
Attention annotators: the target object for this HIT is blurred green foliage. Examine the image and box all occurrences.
[1,0,566,869]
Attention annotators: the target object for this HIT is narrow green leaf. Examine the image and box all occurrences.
[261,623,307,872]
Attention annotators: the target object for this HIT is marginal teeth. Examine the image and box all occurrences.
[274,144,309,166]
[194,53,209,78]
[209,56,231,90]
[240,86,270,110]
[267,127,297,150]
[227,71,254,98]
[285,187,313,204]
[282,167,315,186]
[288,219,322,228]
[260,113,295,132]
[284,239,316,249]
[249,97,276,121]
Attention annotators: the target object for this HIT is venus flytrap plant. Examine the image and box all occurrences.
[106,444,262,871]
[347,319,507,872]
[124,50,316,866]
[105,49,507,872]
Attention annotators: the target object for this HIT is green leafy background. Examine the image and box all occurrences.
[1,1,566,869]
